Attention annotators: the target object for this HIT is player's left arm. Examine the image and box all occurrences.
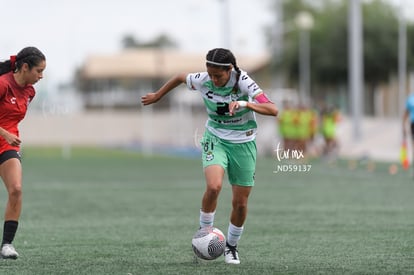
[229,92,278,116]
[250,92,278,116]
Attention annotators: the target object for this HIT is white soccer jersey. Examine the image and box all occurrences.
[186,70,263,143]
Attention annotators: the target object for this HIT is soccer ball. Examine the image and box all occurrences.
[192,227,226,260]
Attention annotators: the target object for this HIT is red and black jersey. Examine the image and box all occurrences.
[0,72,35,154]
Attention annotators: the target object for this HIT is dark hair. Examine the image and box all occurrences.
[206,48,241,93]
[0,46,45,75]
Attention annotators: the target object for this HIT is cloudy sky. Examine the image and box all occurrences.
[1,0,274,85]
[1,0,412,86]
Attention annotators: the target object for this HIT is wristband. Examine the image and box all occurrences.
[237,101,247,107]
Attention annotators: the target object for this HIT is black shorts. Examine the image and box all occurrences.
[410,123,414,139]
[0,150,21,165]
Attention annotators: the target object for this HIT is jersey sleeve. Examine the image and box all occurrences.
[237,72,272,103]
[28,86,36,103]
[186,72,208,91]
[237,72,262,98]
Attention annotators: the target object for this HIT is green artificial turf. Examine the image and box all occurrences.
[0,146,411,274]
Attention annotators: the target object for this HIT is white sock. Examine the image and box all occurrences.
[227,223,244,247]
[199,210,215,228]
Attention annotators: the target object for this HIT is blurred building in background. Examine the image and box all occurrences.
[74,46,412,119]
[76,48,271,110]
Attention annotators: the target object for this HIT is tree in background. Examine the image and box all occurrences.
[269,0,414,114]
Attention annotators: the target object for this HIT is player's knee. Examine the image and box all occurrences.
[206,180,222,197]
[8,184,22,199]
[232,200,248,213]
[206,185,222,197]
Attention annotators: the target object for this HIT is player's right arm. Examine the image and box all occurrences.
[141,73,187,106]
[0,127,21,146]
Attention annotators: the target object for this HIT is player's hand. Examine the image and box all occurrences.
[229,101,247,116]
[141,93,159,106]
[5,133,21,146]
[229,101,238,116]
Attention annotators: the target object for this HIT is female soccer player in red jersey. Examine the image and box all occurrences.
[0,47,46,259]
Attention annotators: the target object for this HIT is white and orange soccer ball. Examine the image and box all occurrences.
[192,227,226,260]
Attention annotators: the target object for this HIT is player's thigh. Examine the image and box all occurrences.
[0,154,22,192]
[204,165,225,190]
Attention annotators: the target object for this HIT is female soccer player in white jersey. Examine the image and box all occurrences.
[141,48,278,264]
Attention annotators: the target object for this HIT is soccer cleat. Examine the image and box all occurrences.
[1,243,19,259]
[224,243,240,264]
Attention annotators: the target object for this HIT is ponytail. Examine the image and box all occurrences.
[0,59,13,75]
[231,62,241,94]
[0,47,45,76]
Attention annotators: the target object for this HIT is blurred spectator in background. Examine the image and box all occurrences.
[402,93,414,138]
[320,103,340,159]
[278,100,296,152]
[278,101,318,159]
[402,93,414,169]
[296,104,318,158]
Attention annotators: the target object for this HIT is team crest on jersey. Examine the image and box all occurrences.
[206,151,214,161]
[230,93,239,101]
[10,97,16,104]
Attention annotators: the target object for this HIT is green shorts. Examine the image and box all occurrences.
[200,131,257,186]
